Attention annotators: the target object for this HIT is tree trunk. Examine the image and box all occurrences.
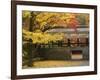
[28,12,35,67]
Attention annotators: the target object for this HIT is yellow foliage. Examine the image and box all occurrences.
[23,29,64,44]
[22,11,31,18]
[36,12,78,29]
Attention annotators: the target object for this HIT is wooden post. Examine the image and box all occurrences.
[68,39,71,47]
[77,38,79,47]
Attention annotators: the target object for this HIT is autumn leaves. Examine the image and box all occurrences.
[22,11,89,44]
[23,29,64,44]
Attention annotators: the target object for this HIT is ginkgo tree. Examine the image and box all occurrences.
[22,11,89,67]
[23,29,64,44]
[22,11,80,44]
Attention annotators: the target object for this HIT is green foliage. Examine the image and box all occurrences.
[77,14,89,26]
